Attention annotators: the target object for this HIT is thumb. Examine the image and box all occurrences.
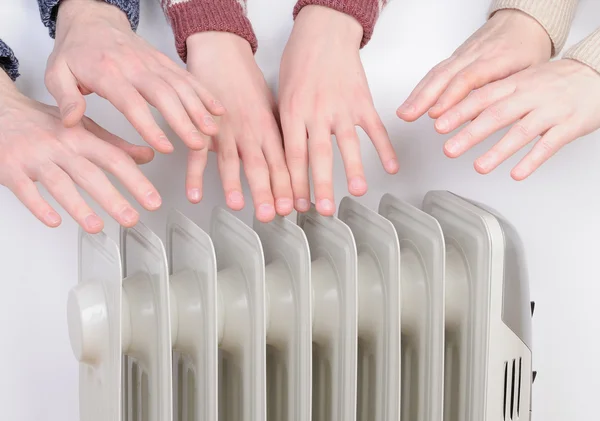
[44,62,86,127]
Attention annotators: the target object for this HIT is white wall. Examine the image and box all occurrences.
[1,0,598,419]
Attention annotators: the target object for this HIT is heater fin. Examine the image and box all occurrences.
[298,206,358,421]
[378,194,445,421]
[121,222,174,421]
[167,210,219,421]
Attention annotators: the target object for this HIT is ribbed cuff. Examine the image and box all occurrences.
[38,0,140,38]
[488,0,578,56]
[0,39,19,81]
[563,28,600,75]
[166,0,258,63]
[293,0,383,48]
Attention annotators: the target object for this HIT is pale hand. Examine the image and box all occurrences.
[46,0,225,154]
[436,59,600,180]
[186,32,293,222]
[397,9,552,123]
[0,71,158,233]
[279,5,398,216]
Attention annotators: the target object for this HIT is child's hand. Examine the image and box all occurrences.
[279,5,398,216]
[436,59,600,180]
[0,71,158,232]
[398,9,552,123]
[186,32,293,222]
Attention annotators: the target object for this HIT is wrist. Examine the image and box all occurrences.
[0,70,25,107]
[187,32,253,64]
[57,0,131,35]
[491,9,552,59]
[294,5,363,48]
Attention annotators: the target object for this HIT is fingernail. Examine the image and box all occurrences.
[318,199,334,213]
[386,158,399,173]
[146,191,162,208]
[276,198,293,212]
[188,188,202,203]
[436,118,449,132]
[445,140,460,156]
[46,211,61,225]
[203,115,216,127]
[158,135,173,149]
[120,207,138,225]
[212,99,223,108]
[85,214,102,230]
[229,191,244,205]
[430,103,442,114]
[296,198,310,211]
[476,154,495,171]
[349,177,367,194]
[62,103,77,118]
[258,203,275,219]
[398,103,415,114]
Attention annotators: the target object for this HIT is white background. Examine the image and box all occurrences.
[1,0,598,419]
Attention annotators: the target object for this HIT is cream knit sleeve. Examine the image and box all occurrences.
[488,0,579,56]
[563,28,600,74]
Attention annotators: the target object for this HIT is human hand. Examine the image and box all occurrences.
[186,32,293,222]
[397,9,552,123]
[434,59,600,180]
[45,0,225,154]
[0,70,159,233]
[279,5,398,216]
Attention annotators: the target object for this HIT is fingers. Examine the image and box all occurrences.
[443,93,533,158]
[238,141,276,222]
[359,110,399,174]
[36,162,104,233]
[56,155,140,228]
[72,132,161,211]
[511,124,573,180]
[429,59,516,118]
[159,69,221,138]
[435,78,517,134]
[397,58,458,121]
[95,75,174,154]
[216,133,244,211]
[4,172,62,228]
[281,114,311,212]
[261,131,293,216]
[334,123,366,196]
[307,123,335,216]
[44,62,87,127]
[186,147,209,203]
[82,117,155,164]
[132,73,206,150]
[473,109,555,174]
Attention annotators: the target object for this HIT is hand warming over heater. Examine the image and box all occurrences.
[0,70,158,233]
[186,32,293,222]
[436,59,600,180]
[397,9,552,124]
[46,0,225,154]
[279,5,398,216]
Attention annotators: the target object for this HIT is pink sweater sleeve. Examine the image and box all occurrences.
[161,0,258,63]
[293,0,392,48]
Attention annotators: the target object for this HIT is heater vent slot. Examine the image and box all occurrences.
[503,358,523,420]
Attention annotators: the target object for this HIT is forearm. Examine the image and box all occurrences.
[0,39,19,81]
[293,0,393,47]
[563,28,600,75]
[488,0,579,56]
[161,0,257,62]
[37,0,140,37]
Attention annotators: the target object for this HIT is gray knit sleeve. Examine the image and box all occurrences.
[0,39,19,81]
[37,0,140,37]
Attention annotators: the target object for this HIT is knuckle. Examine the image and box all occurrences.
[538,138,556,154]
[312,140,332,156]
[219,146,239,162]
[513,123,531,138]
[285,145,307,163]
[485,105,504,123]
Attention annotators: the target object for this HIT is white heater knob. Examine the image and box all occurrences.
[67,281,107,365]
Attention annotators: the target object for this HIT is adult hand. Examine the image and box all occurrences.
[435,59,600,180]
[186,32,293,222]
[397,9,552,124]
[45,0,225,154]
[279,5,398,216]
[0,70,158,233]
